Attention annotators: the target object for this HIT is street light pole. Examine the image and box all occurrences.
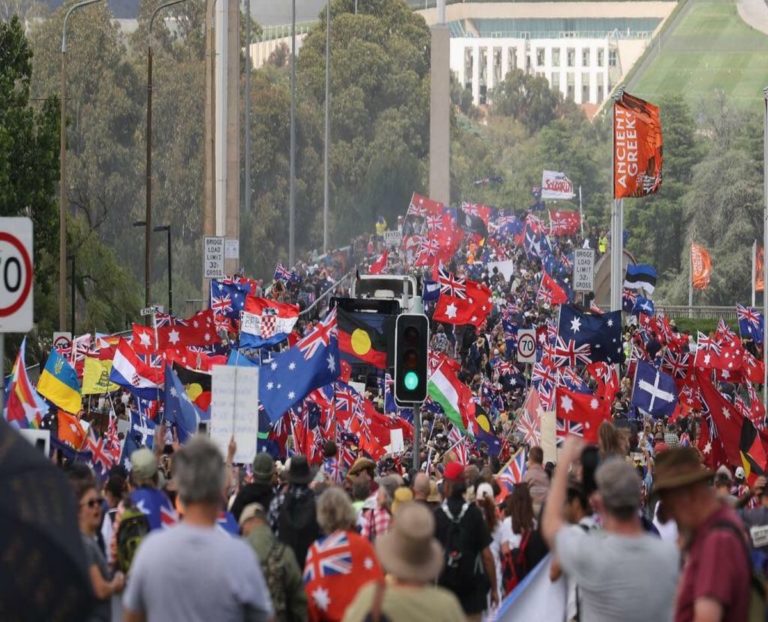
[147,0,188,317]
[68,254,75,334]
[154,225,172,315]
[289,0,296,267]
[60,0,102,331]
[323,0,331,254]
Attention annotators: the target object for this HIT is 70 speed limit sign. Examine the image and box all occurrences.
[516,329,537,363]
[0,218,33,332]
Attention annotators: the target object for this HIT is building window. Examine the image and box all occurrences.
[597,85,604,102]
[551,72,560,91]
[566,72,575,100]
[581,72,590,103]
[567,48,575,67]
[582,48,590,67]
[508,48,517,71]
[552,48,560,67]
[536,47,545,66]
[494,48,502,84]
[609,49,618,67]
[464,47,473,90]
[597,48,604,67]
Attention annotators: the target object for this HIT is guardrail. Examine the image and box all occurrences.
[655,305,737,320]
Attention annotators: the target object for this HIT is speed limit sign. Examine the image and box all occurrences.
[0,218,33,332]
[517,329,536,363]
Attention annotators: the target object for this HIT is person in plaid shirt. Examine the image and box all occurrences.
[360,476,401,541]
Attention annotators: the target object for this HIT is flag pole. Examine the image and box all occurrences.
[688,242,693,319]
[762,87,768,402]
[752,239,757,308]
[610,88,624,312]
[578,185,584,239]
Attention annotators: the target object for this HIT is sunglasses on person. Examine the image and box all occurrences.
[82,498,103,509]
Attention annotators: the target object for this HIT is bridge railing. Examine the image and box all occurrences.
[655,305,737,320]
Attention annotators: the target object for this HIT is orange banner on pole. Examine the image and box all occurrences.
[613,92,663,199]
[691,243,712,290]
[756,244,764,293]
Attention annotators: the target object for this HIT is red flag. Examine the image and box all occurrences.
[613,91,662,198]
[691,243,712,290]
[756,244,764,293]
[697,411,729,471]
[157,309,219,349]
[461,202,492,226]
[536,272,568,306]
[554,386,611,443]
[586,362,620,402]
[548,210,581,236]
[433,279,492,327]
[407,192,443,218]
[369,250,388,275]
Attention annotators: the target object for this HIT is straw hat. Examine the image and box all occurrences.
[375,503,444,583]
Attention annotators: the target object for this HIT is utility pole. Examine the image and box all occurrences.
[428,0,450,205]
[289,0,296,267]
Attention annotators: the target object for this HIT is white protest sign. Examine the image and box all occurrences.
[541,170,575,200]
[573,248,595,292]
[389,428,405,454]
[203,236,225,279]
[540,410,557,464]
[211,365,260,464]
[488,260,515,282]
[383,230,402,247]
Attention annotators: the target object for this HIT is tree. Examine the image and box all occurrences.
[491,69,563,134]
[0,16,60,332]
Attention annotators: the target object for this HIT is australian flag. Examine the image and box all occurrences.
[258,311,340,421]
[210,279,249,327]
[737,304,764,344]
[558,305,623,365]
[631,360,678,419]
[164,365,210,442]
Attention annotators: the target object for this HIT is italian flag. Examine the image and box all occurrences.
[428,359,474,434]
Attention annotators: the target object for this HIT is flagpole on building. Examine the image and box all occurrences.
[609,89,624,312]
[762,87,768,402]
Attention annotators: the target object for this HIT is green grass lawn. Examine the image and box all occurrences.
[632,0,768,107]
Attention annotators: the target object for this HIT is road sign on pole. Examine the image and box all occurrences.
[573,249,595,292]
[52,332,72,354]
[203,236,225,279]
[517,329,537,363]
[0,218,33,333]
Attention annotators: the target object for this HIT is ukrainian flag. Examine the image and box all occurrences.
[37,349,82,414]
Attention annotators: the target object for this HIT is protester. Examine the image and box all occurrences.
[241,502,307,622]
[230,452,277,522]
[303,486,383,622]
[74,479,125,622]
[412,472,431,504]
[123,437,274,622]
[342,502,465,622]
[271,455,321,569]
[542,437,679,622]
[433,461,497,621]
[653,447,752,622]
[475,481,511,602]
[522,446,549,512]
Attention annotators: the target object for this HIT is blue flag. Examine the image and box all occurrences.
[737,304,764,344]
[129,410,156,449]
[209,279,249,322]
[164,365,209,443]
[632,295,655,317]
[259,312,340,421]
[558,305,623,364]
[624,264,657,294]
[631,360,678,419]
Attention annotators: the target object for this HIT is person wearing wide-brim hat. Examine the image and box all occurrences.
[342,502,465,622]
[653,447,752,622]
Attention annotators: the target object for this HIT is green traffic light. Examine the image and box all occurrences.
[404,371,419,391]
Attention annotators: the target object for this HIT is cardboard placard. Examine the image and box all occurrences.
[210,366,260,464]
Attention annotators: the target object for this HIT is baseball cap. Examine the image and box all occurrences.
[595,458,641,512]
[131,448,157,481]
[443,461,464,482]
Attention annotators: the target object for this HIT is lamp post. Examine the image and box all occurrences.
[146,0,188,313]
[289,0,296,266]
[323,0,330,254]
[60,0,103,331]
[154,225,172,315]
[67,254,75,334]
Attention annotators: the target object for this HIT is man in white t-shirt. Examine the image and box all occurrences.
[542,438,679,622]
[123,437,273,622]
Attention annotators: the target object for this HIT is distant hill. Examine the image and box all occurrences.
[628,0,768,107]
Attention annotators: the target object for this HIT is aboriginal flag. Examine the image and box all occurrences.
[337,308,388,369]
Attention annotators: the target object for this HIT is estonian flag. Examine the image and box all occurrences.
[624,264,657,294]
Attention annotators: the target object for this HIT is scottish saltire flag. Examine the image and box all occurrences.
[737,304,764,344]
[259,311,339,421]
[624,264,657,294]
[240,297,299,348]
[496,449,527,493]
[558,305,623,365]
[632,295,655,317]
[631,360,678,419]
[164,365,209,442]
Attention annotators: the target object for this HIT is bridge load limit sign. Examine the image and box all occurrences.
[0,218,33,332]
[573,249,595,293]
[203,236,225,279]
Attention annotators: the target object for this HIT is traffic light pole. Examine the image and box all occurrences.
[412,406,421,473]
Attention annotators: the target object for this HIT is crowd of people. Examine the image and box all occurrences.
[14,198,768,621]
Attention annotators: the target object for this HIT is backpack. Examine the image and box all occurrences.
[714,521,767,622]
[261,540,288,620]
[278,490,319,568]
[116,506,151,573]
[439,502,477,594]
[501,530,531,595]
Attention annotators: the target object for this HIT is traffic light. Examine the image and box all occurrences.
[394,314,429,404]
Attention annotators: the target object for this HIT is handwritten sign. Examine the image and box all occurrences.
[210,366,259,464]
